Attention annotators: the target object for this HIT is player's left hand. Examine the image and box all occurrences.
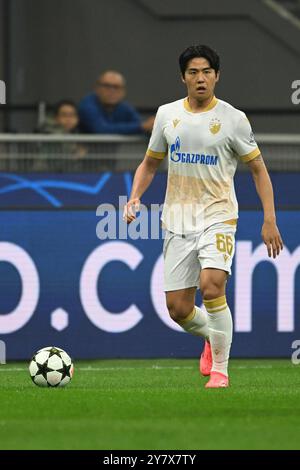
[261,221,283,258]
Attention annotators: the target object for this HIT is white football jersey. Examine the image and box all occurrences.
[146,96,260,234]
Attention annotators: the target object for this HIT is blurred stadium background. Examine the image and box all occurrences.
[0,0,299,361]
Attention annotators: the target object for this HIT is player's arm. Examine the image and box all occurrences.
[247,154,283,258]
[123,155,162,223]
[123,106,167,224]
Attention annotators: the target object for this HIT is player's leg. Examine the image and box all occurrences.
[200,268,232,387]
[163,230,209,340]
[166,287,209,340]
[197,222,236,387]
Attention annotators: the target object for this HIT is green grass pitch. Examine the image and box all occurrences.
[0,358,300,450]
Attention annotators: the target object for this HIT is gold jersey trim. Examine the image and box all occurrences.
[146,149,167,160]
[184,95,218,113]
[223,218,237,226]
[240,147,261,163]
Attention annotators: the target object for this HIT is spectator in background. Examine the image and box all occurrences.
[36,101,84,169]
[79,70,154,134]
[38,100,79,134]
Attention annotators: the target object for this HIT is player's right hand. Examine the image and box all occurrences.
[123,198,140,224]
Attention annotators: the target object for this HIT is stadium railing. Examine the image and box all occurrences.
[0,134,299,172]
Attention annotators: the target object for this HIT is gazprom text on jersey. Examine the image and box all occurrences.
[171,153,218,165]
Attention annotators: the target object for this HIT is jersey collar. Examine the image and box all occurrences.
[184,95,218,113]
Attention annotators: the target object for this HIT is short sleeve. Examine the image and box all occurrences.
[231,115,261,163]
[146,107,168,160]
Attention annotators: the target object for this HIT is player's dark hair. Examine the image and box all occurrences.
[179,45,220,77]
[54,100,78,116]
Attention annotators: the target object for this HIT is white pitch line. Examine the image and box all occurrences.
[79,366,194,371]
[0,364,275,372]
[233,365,273,369]
[0,366,194,372]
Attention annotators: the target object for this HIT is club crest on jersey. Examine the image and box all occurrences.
[209,118,221,135]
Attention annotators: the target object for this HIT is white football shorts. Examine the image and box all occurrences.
[163,222,237,292]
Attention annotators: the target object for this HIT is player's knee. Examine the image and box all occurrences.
[166,299,194,322]
[200,280,224,301]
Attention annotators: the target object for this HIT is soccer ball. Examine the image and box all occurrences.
[29,346,74,387]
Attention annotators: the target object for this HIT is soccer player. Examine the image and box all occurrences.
[123,45,283,388]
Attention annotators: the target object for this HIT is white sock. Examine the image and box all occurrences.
[176,306,210,340]
[204,296,233,377]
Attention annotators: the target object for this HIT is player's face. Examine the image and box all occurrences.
[182,57,219,101]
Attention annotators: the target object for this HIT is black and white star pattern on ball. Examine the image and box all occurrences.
[48,347,62,357]
[34,360,53,381]
[57,361,73,379]
[29,346,73,388]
